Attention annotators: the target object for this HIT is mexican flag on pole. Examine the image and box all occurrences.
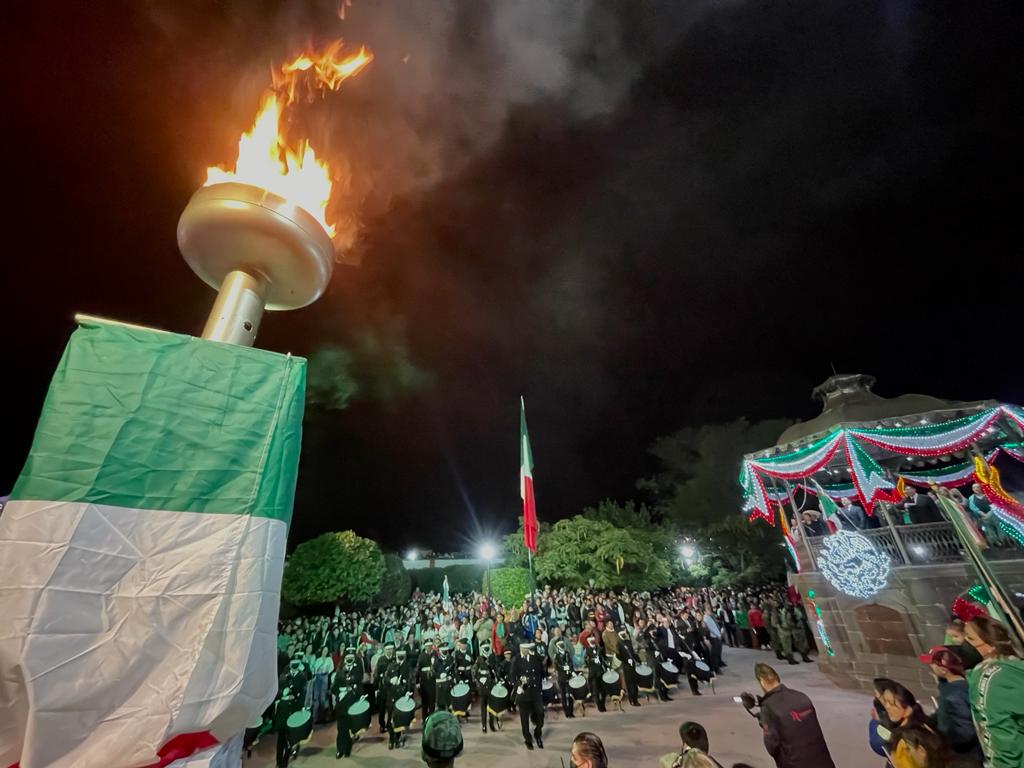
[520,398,538,553]
[0,319,305,768]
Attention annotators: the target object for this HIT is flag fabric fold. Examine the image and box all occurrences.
[520,398,538,553]
[0,319,305,768]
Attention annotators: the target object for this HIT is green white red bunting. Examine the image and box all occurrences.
[740,405,1023,521]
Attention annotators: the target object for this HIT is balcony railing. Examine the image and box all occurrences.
[804,521,1023,568]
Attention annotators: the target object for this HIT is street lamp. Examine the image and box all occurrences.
[478,543,496,597]
[405,548,418,562]
[680,543,697,559]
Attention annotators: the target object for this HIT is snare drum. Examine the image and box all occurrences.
[450,682,471,716]
[569,675,590,702]
[347,699,372,735]
[601,670,622,697]
[693,660,713,682]
[635,663,655,692]
[659,661,680,685]
[286,710,312,745]
[542,678,556,705]
[392,695,416,731]
[487,683,511,715]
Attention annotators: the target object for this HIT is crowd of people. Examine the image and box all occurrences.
[866,614,1024,768]
[792,482,1018,550]
[264,582,1024,768]
[266,582,807,764]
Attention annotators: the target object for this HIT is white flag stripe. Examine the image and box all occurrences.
[0,500,285,768]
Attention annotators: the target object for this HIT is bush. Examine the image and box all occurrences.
[443,563,484,593]
[410,567,445,595]
[281,531,385,606]
[374,553,412,607]
[488,566,531,608]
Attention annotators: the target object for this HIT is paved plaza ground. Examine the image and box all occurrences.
[246,647,875,768]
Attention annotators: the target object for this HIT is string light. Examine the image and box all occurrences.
[818,531,890,598]
[806,590,835,657]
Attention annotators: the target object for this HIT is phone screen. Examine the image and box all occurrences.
[733,696,743,704]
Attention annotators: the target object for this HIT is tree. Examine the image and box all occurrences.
[374,553,412,607]
[640,418,793,527]
[282,531,385,606]
[488,566,532,607]
[533,514,675,591]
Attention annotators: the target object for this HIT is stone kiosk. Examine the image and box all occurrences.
[741,374,1024,697]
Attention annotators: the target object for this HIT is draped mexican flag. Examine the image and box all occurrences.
[0,319,305,768]
[520,398,538,553]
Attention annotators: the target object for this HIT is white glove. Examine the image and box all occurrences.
[629,659,635,666]
[517,686,524,695]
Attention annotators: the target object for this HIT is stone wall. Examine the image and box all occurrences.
[790,559,1024,701]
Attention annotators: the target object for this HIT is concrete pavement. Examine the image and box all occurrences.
[245,647,876,767]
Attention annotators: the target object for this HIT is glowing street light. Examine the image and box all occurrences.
[479,542,497,598]
[405,548,418,562]
[680,543,697,559]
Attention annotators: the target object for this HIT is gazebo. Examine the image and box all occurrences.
[740,374,1024,692]
[741,374,1024,561]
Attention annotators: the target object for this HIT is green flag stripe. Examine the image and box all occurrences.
[11,320,305,522]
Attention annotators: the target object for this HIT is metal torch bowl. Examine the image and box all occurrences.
[177,182,334,311]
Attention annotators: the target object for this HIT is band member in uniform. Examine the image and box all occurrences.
[374,643,396,733]
[434,645,456,713]
[454,637,473,686]
[615,628,642,706]
[417,639,438,720]
[472,643,494,732]
[386,649,415,750]
[509,642,546,750]
[273,687,299,768]
[499,648,516,712]
[640,622,673,702]
[332,650,363,759]
[553,638,576,717]
[655,615,700,696]
[584,635,608,713]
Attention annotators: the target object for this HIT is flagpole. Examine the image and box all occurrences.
[527,548,538,609]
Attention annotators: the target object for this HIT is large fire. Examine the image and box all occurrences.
[205,41,373,238]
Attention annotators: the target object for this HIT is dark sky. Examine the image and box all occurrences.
[3,1,1021,552]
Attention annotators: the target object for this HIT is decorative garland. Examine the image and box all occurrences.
[806,590,835,657]
[973,457,1024,548]
[747,432,843,480]
[849,409,1000,457]
[740,404,1023,520]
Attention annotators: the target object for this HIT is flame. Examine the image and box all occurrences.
[204,40,373,239]
[275,42,373,105]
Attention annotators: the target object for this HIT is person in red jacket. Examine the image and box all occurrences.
[748,604,769,650]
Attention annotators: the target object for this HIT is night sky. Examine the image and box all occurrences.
[4,1,1021,552]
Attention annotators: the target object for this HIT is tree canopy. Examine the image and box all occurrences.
[282,530,386,606]
[640,418,793,528]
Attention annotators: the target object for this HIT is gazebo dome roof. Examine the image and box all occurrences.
[774,374,994,449]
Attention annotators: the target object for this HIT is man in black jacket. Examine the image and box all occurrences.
[510,642,546,750]
[615,629,642,707]
[747,663,835,768]
[894,485,944,524]
[584,636,608,712]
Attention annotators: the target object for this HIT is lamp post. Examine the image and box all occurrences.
[405,548,418,563]
[479,543,496,597]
